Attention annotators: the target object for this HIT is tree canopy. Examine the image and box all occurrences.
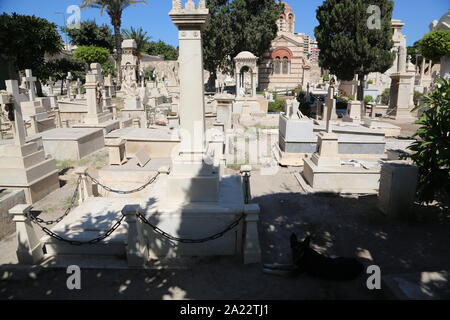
[81,0,148,82]
[419,30,450,63]
[73,45,111,65]
[314,0,395,100]
[62,20,115,52]
[202,0,283,76]
[0,13,62,79]
[122,26,152,57]
[146,40,178,61]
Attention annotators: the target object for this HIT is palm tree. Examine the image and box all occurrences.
[121,27,151,60]
[81,0,148,83]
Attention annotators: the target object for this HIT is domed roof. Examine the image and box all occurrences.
[235,51,257,59]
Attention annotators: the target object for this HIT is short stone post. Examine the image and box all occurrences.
[243,203,262,264]
[29,115,38,134]
[75,166,93,204]
[378,161,418,219]
[105,138,127,165]
[55,109,63,128]
[122,204,148,267]
[9,204,44,264]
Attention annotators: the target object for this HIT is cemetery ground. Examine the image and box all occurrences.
[0,139,449,300]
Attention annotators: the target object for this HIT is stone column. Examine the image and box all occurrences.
[398,46,407,73]
[84,74,100,124]
[66,72,74,99]
[169,2,209,155]
[9,204,44,264]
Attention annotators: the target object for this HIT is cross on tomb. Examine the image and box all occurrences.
[23,69,37,101]
[4,80,27,146]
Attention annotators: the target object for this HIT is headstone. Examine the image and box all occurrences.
[135,149,151,167]
[343,100,363,123]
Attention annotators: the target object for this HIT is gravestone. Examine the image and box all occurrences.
[135,149,151,167]
[0,80,59,203]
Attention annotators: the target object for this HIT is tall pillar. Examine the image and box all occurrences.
[169,1,209,155]
[166,0,219,204]
[84,74,100,124]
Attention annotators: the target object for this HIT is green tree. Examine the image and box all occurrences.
[409,78,450,207]
[41,57,86,93]
[61,20,115,51]
[419,30,450,63]
[146,40,178,60]
[202,0,283,77]
[0,13,62,81]
[122,26,151,58]
[314,0,395,100]
[407,41,422,65]
[73,46,111,65]
[81,0,148,82]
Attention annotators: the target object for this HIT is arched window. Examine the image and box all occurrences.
[274,57,281,75]
[282,57,290,74]
[288,14,294,33]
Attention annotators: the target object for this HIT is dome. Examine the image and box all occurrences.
[235,51,257,59]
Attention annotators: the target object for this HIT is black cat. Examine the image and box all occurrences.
[263,234,364,281]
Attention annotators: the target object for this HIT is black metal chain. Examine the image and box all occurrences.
[86,172,160,194]
[137,212,244,244]
[39,213,125,246]
[27,176,82,226]
[27,170,246,246]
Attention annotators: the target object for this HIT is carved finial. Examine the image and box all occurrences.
[199,0,206,9]
[186,0,195,10]
[172,0,181,10]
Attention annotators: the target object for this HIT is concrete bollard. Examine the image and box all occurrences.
[9,204,44,264]
[105,138,127,166]
[243,203,262,264]
[378,161,418,219]
[122,204,148,267]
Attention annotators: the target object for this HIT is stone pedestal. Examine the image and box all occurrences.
[343,100,363,123]
[378,161,418,218]
[311,132,341,167]
[388,72,416,121]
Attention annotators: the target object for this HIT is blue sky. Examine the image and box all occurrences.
[0,0,448,47]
